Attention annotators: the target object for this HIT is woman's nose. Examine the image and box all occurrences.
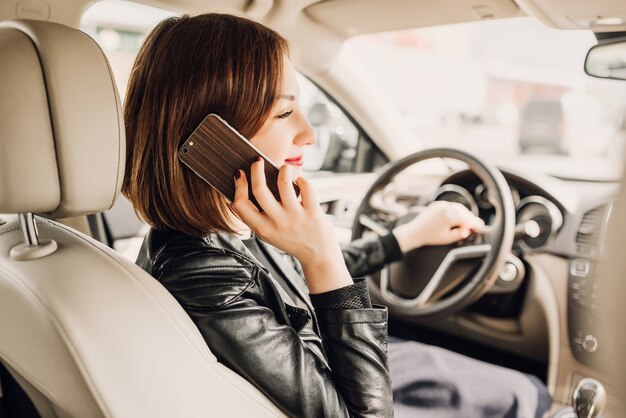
[294,112,317,146]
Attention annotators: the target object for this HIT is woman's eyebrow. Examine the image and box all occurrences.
[279,94,296,101]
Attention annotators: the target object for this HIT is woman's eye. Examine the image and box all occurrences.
[276,110,293,119]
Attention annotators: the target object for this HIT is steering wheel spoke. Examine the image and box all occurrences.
[379,243,492,308]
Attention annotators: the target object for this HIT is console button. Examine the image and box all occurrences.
[570,259,590,278]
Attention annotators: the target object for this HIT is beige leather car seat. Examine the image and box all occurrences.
[0,19,285,418]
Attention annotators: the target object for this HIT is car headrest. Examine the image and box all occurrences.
[0,19,124,218]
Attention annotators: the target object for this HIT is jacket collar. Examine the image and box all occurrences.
[206,231,316,314]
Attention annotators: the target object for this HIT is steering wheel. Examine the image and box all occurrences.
[351,148,515,321]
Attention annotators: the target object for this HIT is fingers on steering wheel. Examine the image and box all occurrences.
[453,226,473,240]
[450,203,484,236]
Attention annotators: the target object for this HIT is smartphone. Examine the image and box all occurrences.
[178,113,300,211]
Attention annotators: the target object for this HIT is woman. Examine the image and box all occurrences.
[123,13,551,417]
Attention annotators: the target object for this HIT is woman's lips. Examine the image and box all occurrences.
[284,156,304,166]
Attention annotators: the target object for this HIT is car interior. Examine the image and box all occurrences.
[0,0,625,417]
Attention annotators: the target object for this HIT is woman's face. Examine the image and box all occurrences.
[249,57,316,178]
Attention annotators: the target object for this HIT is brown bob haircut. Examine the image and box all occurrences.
[122,13,289,237]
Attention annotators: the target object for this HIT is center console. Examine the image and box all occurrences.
[567,258,602,366]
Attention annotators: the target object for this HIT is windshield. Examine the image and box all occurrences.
[348,18,626,181]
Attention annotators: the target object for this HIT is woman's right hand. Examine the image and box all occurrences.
[231,158,352,294]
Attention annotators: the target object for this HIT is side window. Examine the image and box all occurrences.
[81,2,175,97]
[297,74,387,175]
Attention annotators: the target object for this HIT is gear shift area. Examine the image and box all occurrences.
[552,378,607,418]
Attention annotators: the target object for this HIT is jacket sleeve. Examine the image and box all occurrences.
[157,249,393,418]
[341,232,404,278]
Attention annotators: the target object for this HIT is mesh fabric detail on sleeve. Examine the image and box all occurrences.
[310,278,372,310]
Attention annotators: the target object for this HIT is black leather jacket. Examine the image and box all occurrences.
[136,228,400,417]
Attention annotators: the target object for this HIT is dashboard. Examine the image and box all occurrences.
[432,168,617,365]
[434,170,566,254]
[385,167,615,260]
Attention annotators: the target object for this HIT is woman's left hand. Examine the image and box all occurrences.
[392,201,485,253]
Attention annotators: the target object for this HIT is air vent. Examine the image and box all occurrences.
[576,205,607,254]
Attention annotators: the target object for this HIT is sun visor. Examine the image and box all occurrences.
[305,0,521,37]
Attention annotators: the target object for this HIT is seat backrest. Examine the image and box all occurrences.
[0,19,285,418]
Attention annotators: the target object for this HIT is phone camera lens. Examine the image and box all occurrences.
[182,147,189,154]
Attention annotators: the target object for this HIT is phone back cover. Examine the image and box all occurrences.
[178,114,298,207]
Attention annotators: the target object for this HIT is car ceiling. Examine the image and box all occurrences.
[3,0,622,76]
[4,0,626,34]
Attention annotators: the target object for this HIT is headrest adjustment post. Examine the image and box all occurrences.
[19,213,39,246]
[10,214,58,261]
